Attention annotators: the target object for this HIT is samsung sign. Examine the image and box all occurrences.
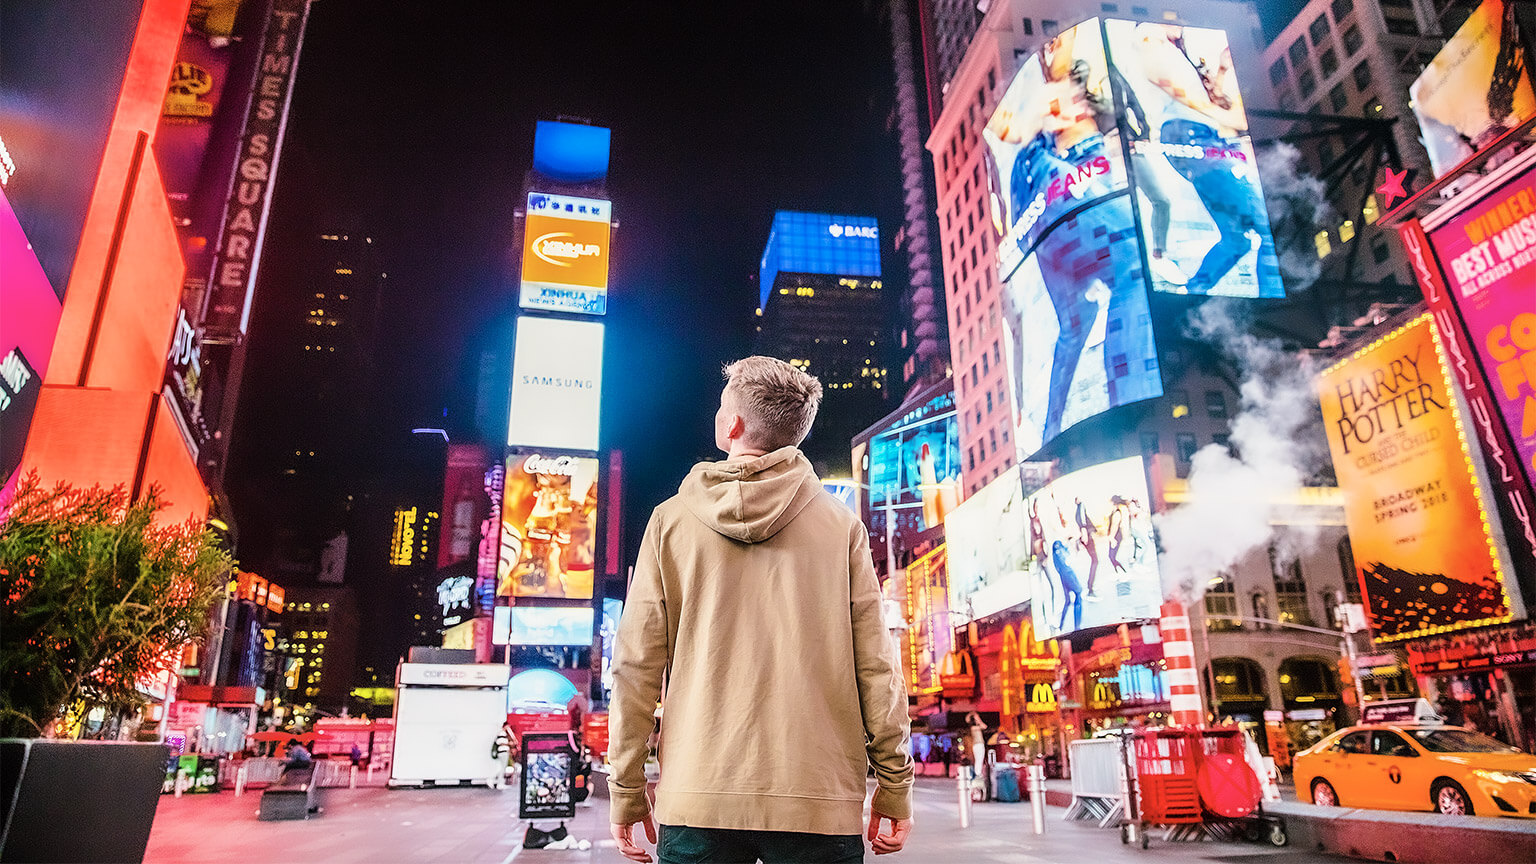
[508,317,604,452]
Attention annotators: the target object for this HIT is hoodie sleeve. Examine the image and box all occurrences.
[849,522,914,820]
[609,512,669,825]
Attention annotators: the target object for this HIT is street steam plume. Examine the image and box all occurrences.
[1255,142,1335,292]
[1156,301,1330,606]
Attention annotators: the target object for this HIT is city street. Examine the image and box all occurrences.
[144,776,1350,864]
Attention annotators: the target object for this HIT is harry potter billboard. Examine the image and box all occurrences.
[1319,314,1518,641]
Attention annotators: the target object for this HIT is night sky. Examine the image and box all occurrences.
[254,1,904,563]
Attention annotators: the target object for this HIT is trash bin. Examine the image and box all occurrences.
[1042,754,1061,779]
[991,763,1021,802]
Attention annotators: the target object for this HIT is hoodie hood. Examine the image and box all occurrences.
[679,447,823,543]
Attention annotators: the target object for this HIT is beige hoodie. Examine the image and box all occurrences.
[608,447,913,835]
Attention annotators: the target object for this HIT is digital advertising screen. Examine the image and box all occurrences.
[1318,315,1516,642]
[902,545,952,695]
[857,387,961,544]
[507,317,604,452]
[946,470,1031,622]
[1026,456,1161,639]
[1103,20,1283,297]
[519,192,611,315]
[599,598,622,696]
[0,189,61,489]
[532,120,611,184]
[497,452,599,600]
[505,606,595,647]
[985,20,1163,459]
[1425,159,1536,492]
[1410,0,1536,178]
[999,197,1162,458]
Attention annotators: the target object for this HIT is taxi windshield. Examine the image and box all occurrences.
[1409,728,1519,753]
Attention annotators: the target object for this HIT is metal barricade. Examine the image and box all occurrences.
[1065,737,1128,828]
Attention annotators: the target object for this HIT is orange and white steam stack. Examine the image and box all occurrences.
[1159,600,1204,727]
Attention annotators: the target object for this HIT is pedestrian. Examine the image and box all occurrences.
[609,357,914,864]
[349,743,363,768]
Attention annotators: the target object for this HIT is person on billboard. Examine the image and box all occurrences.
[609,357,913,863]
[988,27,1130,445]
[1131,24,1276,295]
[1073,496,1101,600]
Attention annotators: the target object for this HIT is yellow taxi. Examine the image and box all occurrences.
[1294,721,1536,817]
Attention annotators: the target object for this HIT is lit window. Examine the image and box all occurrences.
[1315,230,1332,258]
[1339,220,1356,242]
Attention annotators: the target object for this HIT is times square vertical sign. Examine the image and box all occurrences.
[1397,148,1536,575]
[202,0,311,340]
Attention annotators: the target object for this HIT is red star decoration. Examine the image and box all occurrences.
[1378,168,1409,209]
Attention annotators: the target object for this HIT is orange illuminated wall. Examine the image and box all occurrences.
[17,0,206,526]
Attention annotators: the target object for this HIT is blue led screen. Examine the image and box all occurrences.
[532,121,611,183]
[862,390,961,537]
[758,211,880,308]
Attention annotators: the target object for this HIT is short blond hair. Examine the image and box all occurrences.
[723,356,823,450]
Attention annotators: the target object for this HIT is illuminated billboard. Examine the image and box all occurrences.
[0,190,61,488]
[1027,456,1161,639]
[507,317,603,451]
[519,192,611,315]
[497,452,599,600]
[854,384,961,545]
[1410,0,1536,178]
[1103,20,1283,297]
[1423,159,1536,493]
[984,19,1127,278]
[984,19,1163,458]
[1318,315,1515,641]
[532,121,611,184]
[946,469,1031,622]
[902,545,952,695]
[758,211,880,308]
[505,607,595,647]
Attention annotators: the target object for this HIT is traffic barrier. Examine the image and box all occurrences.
[1265,800,1536,863]
[1065,737,1126,827]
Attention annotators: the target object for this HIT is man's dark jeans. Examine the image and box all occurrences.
[658,824,863,864]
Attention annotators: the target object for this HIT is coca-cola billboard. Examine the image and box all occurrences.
[497,450,599,600]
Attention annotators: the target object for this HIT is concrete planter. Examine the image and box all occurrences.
[1,739,170,863]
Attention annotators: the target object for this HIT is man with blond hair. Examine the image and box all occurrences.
[609,356,914,864]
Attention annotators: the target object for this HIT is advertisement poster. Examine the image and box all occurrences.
[945,469,1031,622]
[1318,315,1514,641]
[497,452,599,599]
[519,733,576,820]
[984,20,1163,459]
[505,607,595,647]
[902,545,951,695]
[999,197,1161,458]
[520,192,612,315]
[983,18,1127,278]
[1027,456,1160,639]
[0,190,61,490]
[507,317,604,452]
[859,387,961,543]
[1103,20,1283,297]
[1425,163,1536,491]
[1410,0,1536,178]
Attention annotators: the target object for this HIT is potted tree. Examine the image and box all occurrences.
[1,475,230,863]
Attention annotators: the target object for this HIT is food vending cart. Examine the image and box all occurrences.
[389,663,510,787]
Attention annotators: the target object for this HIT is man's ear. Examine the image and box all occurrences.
[725,413,747,441]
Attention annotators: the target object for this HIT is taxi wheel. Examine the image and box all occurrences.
[1311,779,1339,807]
[1432,779,1473,816]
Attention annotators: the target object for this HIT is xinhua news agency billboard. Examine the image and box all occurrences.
[1318,314,1518,642]
[520,192,611,316]
[507,317,603,452]
[983,18,1284,459]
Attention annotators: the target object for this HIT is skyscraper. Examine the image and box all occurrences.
[754,211,890,473]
